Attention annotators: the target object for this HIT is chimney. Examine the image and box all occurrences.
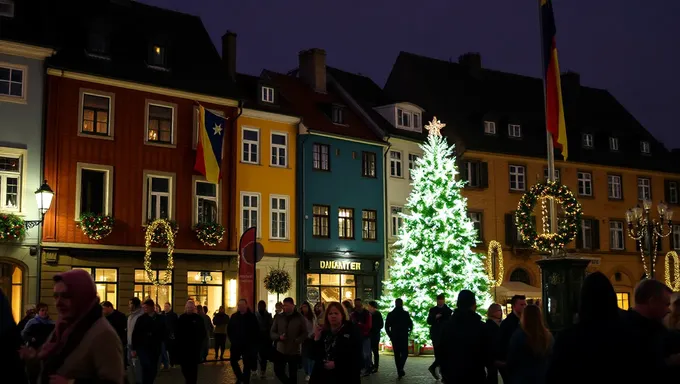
[561,71,580,98]
[222,31,237,81]
[298,48,327,93]
[458,52,482,76]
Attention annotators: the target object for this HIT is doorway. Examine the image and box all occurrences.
[0,262,23,323]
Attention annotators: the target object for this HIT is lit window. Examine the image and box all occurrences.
[362,210,377,240]
[81,93,111,136]
[338,208,354,239]
[313,205,330,237]
[149,45,166,67]
[73,267,118,308]
[362,152,376,178]
[146,103,174,144]
[134,269,173,306]
[616,292,630,310]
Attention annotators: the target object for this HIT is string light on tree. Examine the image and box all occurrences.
[144,219,175,286]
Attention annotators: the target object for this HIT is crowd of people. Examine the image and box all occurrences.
[2,268,680,384]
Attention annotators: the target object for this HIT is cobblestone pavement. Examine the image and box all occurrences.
[154,354,440,384]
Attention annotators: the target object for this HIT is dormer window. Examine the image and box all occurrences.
[508,124,521,138]
[609,137,619,151]
[396,108,421,131]
[0,0,14,17]
[484,121,496,135]
[148,44,167,68]
[640,141,650,154]
[87,33,110,58]
[582,133,594,148]
[261,86,274,103]
[332,105,344,124]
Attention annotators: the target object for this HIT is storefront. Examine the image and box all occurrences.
[302,257,380,305]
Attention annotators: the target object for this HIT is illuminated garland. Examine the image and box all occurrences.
[194,222,225,247]
[485,240,504,287]
[0,214,25,241]
[78,213,114,240]
[516,181,582,252]
[145,220,178,245]
[665,251,680,291]
[144,219,174,286]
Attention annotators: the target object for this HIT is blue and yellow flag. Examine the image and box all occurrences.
[194,106,225,183]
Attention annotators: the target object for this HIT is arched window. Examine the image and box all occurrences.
[509,268,531,285]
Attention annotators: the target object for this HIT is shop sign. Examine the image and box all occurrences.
[309,259,373,272]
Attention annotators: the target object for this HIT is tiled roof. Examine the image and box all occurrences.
[236,72,298,118]
[384,51,674,172]
[265,70,385,144]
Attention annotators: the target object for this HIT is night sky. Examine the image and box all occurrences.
[139,0,680,150]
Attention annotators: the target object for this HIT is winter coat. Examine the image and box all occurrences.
[212,312,229,334]
[227,310,259,352]
[131,313,166,355]
[350,308,372,338]
[0,289,27,384]
[270,310,308,356]
[439,309,491,384]
[385,307,413,345]
[498,311,520,360]
[309,321,361,384]
[174,313,206,364]
[507,329,553,384]
[369,310,384,342]
[427,305,452,345]
[104,310,127,349]
[22,315,56,348]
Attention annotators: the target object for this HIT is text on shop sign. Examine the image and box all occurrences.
[319,260,362,270]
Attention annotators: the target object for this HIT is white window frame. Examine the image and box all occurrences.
[331,106,344,124]
[543,168,561,182]
[640,141,651,154]
[78,89,115,140]
[408,153,419,180]
[396,108,412,128]
[141,171,175,225]
[192,106,225,149]
[390,150,403,178]
[0,147,26,213]
[269,194,289,240]
[144,99,177,147]
[509,165,525,191]
[609,137,619,151]
[638,177,651,200]
[508,124,521,138]
[578,172,593,196]
[673,225,680,250]
[670,181,679,204]
[261,86,275,103]
[610,221,625,250]
[484,121,496,135]
[608,175,622,200]
[241,126,260,164]
[581,219,592,249]
[0,0,15,17]
[74,163,114,220]
[270,131,288,168]
[192,176,220,226]
[240,191,261,238]
[468,212,483,242]
[582,133,594,148]
[390,206,404,238]
[0,62,27,104]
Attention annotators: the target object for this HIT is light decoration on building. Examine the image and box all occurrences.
[665,251,680,292]
[485,240,504,287]
[626,200,673,279]
[144,218,175,286]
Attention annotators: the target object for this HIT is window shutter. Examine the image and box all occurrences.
[460,161,469,182]
[505,213,516,245]
[591,219,600,250]
[664,180,671,203]
[480,162,489,188]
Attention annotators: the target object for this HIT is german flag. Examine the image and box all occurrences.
[541,0,568,160]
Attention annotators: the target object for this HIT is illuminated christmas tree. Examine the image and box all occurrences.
[381,117,491,345]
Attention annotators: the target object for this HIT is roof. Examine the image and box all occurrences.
[326,66,427,142]
[265,70,385,144]
[40,0,239,99]
[236,72,298,118]
[384,51,674,172]
[0,0,57,48]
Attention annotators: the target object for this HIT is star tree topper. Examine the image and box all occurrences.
[425,116,446,137]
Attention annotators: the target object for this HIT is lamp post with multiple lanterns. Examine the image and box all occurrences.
[626,199,673,279]
[24,180,54,229]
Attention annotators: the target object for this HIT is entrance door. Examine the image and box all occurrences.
[0,262,23,322]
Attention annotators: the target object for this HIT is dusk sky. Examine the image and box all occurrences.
[139,0,680,150]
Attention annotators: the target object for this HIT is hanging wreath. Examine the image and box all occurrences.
[264,267,292,295]
[486,240,504,287]
[665,251,680,292]
[516,181,582,252]
[78,213,114,240]
[0,214,25,241]
[194,222,225,247]
[144,220,178,245]
[144,218,174,286]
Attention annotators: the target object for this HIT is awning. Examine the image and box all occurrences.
[493,281,542,299]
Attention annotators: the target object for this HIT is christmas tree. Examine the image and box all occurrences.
[381,117,491,345]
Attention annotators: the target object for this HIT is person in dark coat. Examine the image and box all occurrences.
[485,303,503,384]
[212,306,229,361]
[439,289,491,384]
[426,293,452,380]
[255,300,274,378]
[163,302,179,366]
[367,300,384,373]
[498,294,526,380]
[227,299,259,384]
[17,307,36,334]
[22,302,55,384]
[131,299,166,384]
[176,300,207,384]
[385,298,413,379]
[102,301,127,351]
[0,287,27,384]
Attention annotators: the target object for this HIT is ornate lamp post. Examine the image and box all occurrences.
[24,180,54,229]
[626,200,673,279]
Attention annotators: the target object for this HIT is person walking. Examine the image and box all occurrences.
[102,301,127,354]
[175,300,207,384]
[300,301,317,381]
[163,302,179,367]
[426,293,452,380]
[127,297,145,384]
[227,299,260,383]
[22,302,55,384]
[384,298,413,379]
[255,300,274,378]
[350,298,373,376]
[367,300,383,373]
[0,287,27,384]
[485,303,503,384]
[498,294,526,381]
[506,305,553,384]
[131,299,166,384]
[213,306,229,361]
[270,297,308,384]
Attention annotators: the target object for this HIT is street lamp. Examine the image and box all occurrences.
[24,180,54,230]
[626,199,673,279]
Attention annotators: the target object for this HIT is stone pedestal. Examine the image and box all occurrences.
[536,257,590,333]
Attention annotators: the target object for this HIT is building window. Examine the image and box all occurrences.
[582,133,594,148]
[669,181,679,204]
[609,137,619,151]
[616,292,630,310]
[579,218,600,249]
[396,109,421,130]
[194,181,218,224]
[306,273,356,304]
[390,151,403,178]
[468,212,483,243]
[640,141,650,154]
[463,161,488,188]
[484,121,496,135]
[610,221,625,250]
[134,269,173,306]
[312,143,330,171]
[673,225,680,250]
[86,33,109,57]
[362,152,376,178]
[578,172,593,196]
[362,210,377,241]
[148,45,167,68]
[408,154,419,180]
[242,128,259,164]
[313,205,330,238]
[0,154,21,211]
[146,174,173,221]
[0,64,24,101]
[338,208,354,239]
[270,132,287,167]
[241,192,259,236]
[81,93,112,136]
[391,206,404,238]
[0,0,15,17]
[638,177,651,200]
[146,102,174,144]
[75,163,113,219]
[331,106,344,124]
[270,195,288,240]
[508,124,521,138]
[509,165,525,191]
[608,175,622,200]
[187,271,224,311]
[73,267,117,308]
[543,168,561,182]
[509,268,531,285]
[261,86,274,103]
